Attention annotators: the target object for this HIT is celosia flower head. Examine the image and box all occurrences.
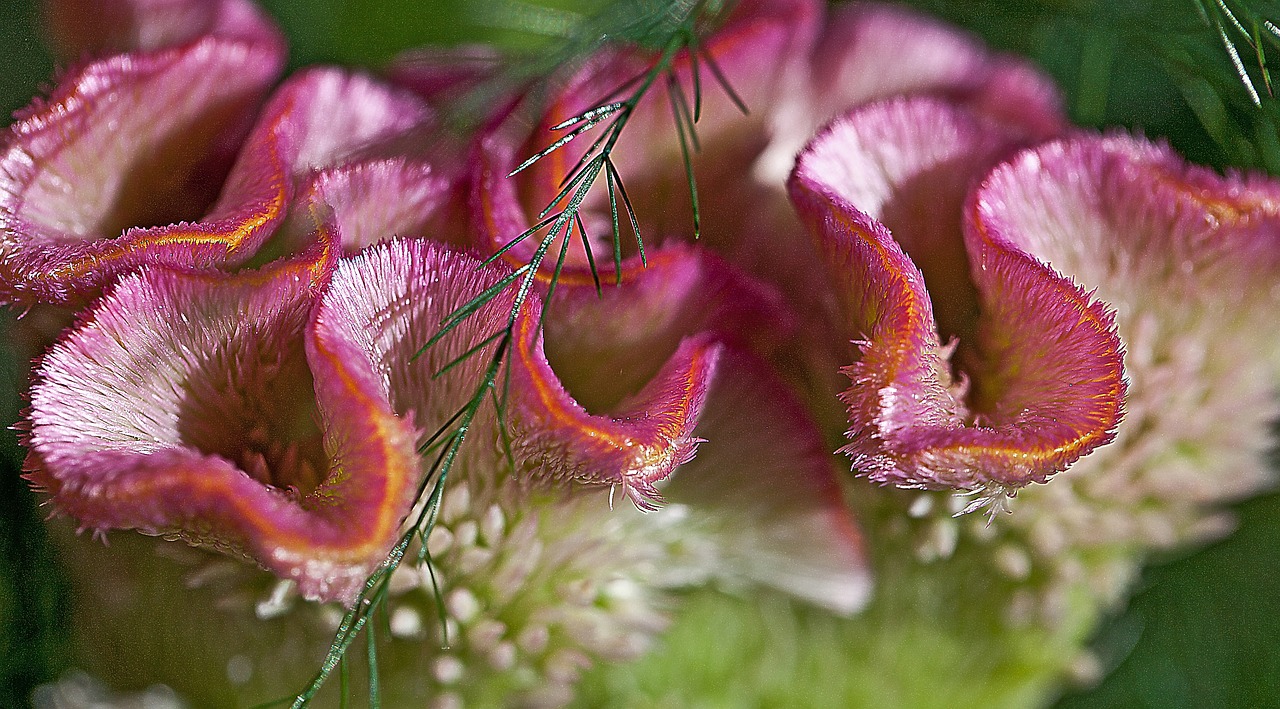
[788,98,1126,498]
[14,2,870,703]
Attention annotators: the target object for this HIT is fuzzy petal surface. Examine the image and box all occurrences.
[512,309,722,511]
[0,34,284,305]
[789,99,1124,494]
[24,238,428,604]
[978,134,1280,566]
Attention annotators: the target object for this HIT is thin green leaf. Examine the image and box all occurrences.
[1215,0,1254,43]
[575,211,602,295]
[687,28,703,122]
[339,656,349,709]
[418,409,464,455]
[549,100,625,130]
[423,264,529,352]
[481,211,563,268]
[290,533,411,708]
[606,158,624,285]
[698,45,748,115]
[540,154,602,219]
[541,216,576,319]
[1219,17,1263,105]
[668,70,701,153]
[606,158,645,267]
[668,74,701,238]
[432,329,507,380]
[420,545,449,648]
[1251,19,1274,95]
[508,107,616,177]
[367,623,380,708]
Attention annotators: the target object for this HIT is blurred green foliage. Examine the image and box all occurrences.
[0,0,1277,706]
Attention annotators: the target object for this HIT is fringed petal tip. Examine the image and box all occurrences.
[22,248,425,604]
[664,348,871,615]
[974,132,1280,289]
[789,98,1125,497]
[511,300,723,511]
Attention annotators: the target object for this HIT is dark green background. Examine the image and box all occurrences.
[1,1,1278,706]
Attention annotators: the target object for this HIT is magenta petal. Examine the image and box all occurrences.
[313,238,519,443]
[663,348,870,614]
[126,67,436,276]
[541,244,795,411]
[810,3,1062,137]
[24,240,431,604]
[511,301,722,511]
[0,36,284,306]
[260,157,461,260]
[789,99,1125,493]
[43,0,283,59]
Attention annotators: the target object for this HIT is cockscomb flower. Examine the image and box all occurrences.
[461,0,1054,515]
[11,0,869,704]
[789,97,1126,500]
[26,228,867,703]
[586,84,1276,709]
[9,0,1280,707]
[0,0,443,308]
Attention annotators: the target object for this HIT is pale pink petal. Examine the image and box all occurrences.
[43,0,282,59]
[977,134,1280,547]
[663,348,870,614]
[312,237,518,444]
[0,35,284,305]
[541,244,795,411]
[0,61,437,307]
[24,232,439,604]
[789,98,1125,494]
[260,157,462,260]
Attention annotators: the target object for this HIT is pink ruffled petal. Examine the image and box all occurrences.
[541,244,795,411]
[313,238,518,444]
[814,4,1061,125]
[973,133,1280,382]
[0,35,284,305]
[663,348,870,614]
[473,0,820,275]
[260,157,460,260]
[0,59,436,307]
[24,230,437,604]
[789,98,1125,494]
[511,302,722,511]
[43,0,282,59]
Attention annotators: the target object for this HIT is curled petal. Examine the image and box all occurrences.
[789,99,1125,493]
[505,247,793,511]
[758,3,1063,184]
[23,235,430,604]
[541,244,795,410]
[263,157,461,259]
[191,67,436,261]
[0,35,284,305]
[977,134,1280,545]
[663,349,870,615]
[511,310,722,511]
[972,134,1280,319]
[43,0,283,59]
[312,238,518,444]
